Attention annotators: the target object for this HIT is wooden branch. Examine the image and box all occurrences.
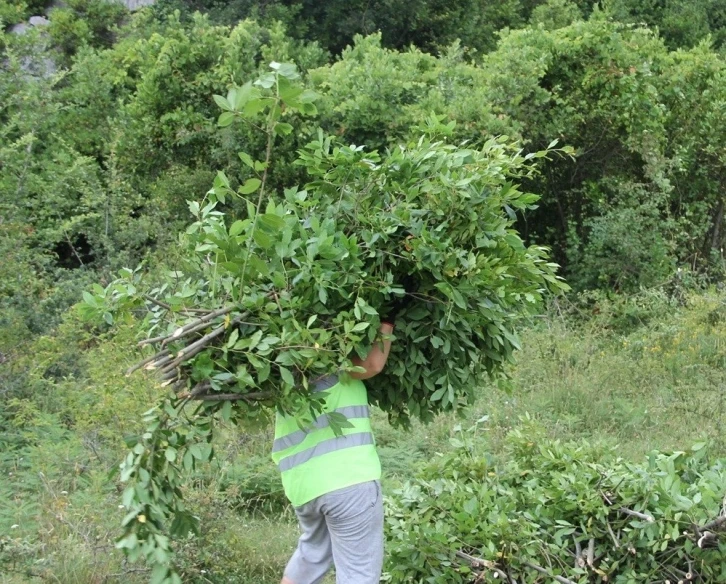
[162,319,215,347]
[137,334,169,348]
[159,318,237,375]
[574,536,583,569]
[697,531,719,549]
[143,295,212,314]
[455,550,510,582]
[135,306,236,350]
[160,369,180,382]
[606,521,620,549]
[171,379,187,393]
[618,507,655,522]
[192,391,272,402]
[125,349,170,375]
[701,515,726,532]
[586,538,595,568]
[523,561,578,584]
[146,354,173,370]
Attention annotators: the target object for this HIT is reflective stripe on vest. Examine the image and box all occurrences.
[312,374,339,392]
[278,431,374,472]
[272,405,370,453]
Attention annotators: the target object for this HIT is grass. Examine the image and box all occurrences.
[2,289,725,582]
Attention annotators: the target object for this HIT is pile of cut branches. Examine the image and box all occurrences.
[386,425,726,583]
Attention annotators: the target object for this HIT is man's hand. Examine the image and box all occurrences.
[350,323,394,380]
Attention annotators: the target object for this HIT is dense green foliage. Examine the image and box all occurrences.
[387,426,726,583]
[3,1,726,582]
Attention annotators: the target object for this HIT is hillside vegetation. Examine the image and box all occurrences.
[2,1,726,582]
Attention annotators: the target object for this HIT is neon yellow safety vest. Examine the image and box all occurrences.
[271,375,381,507]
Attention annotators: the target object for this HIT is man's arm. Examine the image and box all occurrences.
[349,322,394,380]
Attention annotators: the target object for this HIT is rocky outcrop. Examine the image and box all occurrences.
[122,0,155,10]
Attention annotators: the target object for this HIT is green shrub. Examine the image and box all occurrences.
[567,181,677,292]
[530,0,583,30]
[0,0,28,26]
[47,0,128,61]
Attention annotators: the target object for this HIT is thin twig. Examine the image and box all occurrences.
[193,391,273,402]
[701,515,726,532]
[160,318,238,375]
[618,507,655,522]
[586,538,595,568]
[523,561,578,584]
[143,295,211,314]
[454,550,510,582]
[125,349,170,375]
[606,521,620,549]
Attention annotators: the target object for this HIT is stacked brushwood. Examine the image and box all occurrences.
[90,126,567,426]
[385,428,726,584]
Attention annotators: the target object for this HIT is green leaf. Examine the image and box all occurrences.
[430,387,446,401]
[253,230,274,249]
[244,97,274,115]
[221,400,232,422]
[258,213,285,232]
[218,111,235,127]
[239,178,262,195]
[229,220,245,237]
[150,563,169,584]
[270,61,299,80]
[238,152,254,169]
[274,122,294,136]
[279,366,294,386]
[213,94,231,111]
[190,443,212,461]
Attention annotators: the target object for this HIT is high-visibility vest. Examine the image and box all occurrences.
[271,375,381,507]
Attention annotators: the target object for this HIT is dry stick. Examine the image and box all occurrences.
[523,562,578,584]
[137,334,169,348]
[143,295,211,314]
[125,349,170,376]
[146,354,174,370]
[135,306,236,350]
[195,391,272,402]
[574,536,583,569]
[685,557,695,581]
[160,369,180,382]
[454,551,510,582]
[606,521,620,549]
[618,507,655,522]
[586,538,595,568]
[159,318,238,376]
[162,319,215,347]
[701,515,726,532]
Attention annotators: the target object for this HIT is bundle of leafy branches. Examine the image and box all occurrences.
[386,424,726,584]
[81,63,567,582]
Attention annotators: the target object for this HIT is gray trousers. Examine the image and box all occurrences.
[284,480,384,584]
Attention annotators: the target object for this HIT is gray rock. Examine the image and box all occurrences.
[123,0,156,11]
[10,22,29,35]
[29,15,51,27]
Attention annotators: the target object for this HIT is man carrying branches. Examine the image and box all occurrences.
[277,321,394,584]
